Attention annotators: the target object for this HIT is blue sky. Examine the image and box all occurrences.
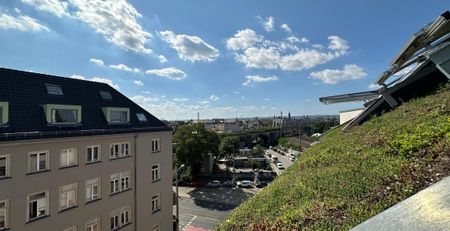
[0,0,446,120]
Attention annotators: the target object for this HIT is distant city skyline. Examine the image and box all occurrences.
[0,0,445,120]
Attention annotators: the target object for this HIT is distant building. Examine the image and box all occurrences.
[0,68,173,231]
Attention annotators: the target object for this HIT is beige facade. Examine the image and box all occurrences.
[339,109,364,125]
[0,131,172,231]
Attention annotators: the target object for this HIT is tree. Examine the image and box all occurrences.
[220,136,240,156]
[251,144,264,157]
[174,124,220,178]
[249,159,261,170]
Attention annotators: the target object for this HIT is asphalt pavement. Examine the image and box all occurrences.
[266,149,294,175]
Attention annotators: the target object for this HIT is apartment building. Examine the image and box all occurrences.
[0,68,173,231]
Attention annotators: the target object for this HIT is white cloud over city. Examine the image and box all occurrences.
[145,67,187,80]
[310,64,367,84]
[0,13,49,32]
[243,75,278,86]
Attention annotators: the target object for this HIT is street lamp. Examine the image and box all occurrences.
[175,164,185,231]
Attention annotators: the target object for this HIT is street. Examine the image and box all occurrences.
[175,186,256,231]
[265,149,294,175]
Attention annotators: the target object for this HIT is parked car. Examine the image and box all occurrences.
[277,163,285,170]
[187,181,203,187]
[256,181,268,188]
[222,180,236,187]
[289,156,297,161]
[237,180,252,188]
[207,180,222,187]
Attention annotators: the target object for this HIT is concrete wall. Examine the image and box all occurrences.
[0,131,172,231]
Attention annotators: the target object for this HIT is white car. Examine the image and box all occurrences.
[207,180,221,187]
[289,156,297,161]
[277,163,285,170]
[237,180,252,188]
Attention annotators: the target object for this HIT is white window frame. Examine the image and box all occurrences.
[86,145,101,163]
[63,226,77,231]
[27,190,49,221]
[151,194,160,213]
[28,151,49,173]
[151,139,160,153]
[151,164,160,182]
[60,148,78,168]
[121,210,129,226]
[0,154,10,178]
[110,171,131,194]
[0,199,9,230]
[85,217,100,231]
[110,214,119,230]
[59,183,77,211]
[110,206,131,230]
[86,177,101,202]
[152,224,160,231]
[110,143,130,159]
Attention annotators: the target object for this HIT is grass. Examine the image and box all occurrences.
[215,84,450,231]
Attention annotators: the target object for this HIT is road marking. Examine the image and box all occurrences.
[183,215,197,231]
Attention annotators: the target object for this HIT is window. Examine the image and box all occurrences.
[151,164,160,182]
[44,104,81,124]
[136,113,147,122]
[46,84,63,95]
[59,183,77,211]
[63,226,77,231]
[60,148,77,168]
[86,178,101,202]
[27,191,49,221]
[102,107,129,124]
[151,139,160,153]
[0,155,10,178]
[110,206,131,230]
[110,143,129,159]
[0,200,9,230]
[85,217,100,231]
[0,102,8,125]
[87,145,101,163]
[152,224,160,231]
[52,109,78,123]
[28,151,49,173]
[151,194,160,213]
[99,91,112,100]
[110,171,131,194]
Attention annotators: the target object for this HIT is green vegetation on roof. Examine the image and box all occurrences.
[216,84,450,231]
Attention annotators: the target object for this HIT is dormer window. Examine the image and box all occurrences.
[0,102,8,125]
[46,84,63,95]
[99,91,112,100]
[102,107,130,124]
[44,104,81,124]
[136,113,147,122]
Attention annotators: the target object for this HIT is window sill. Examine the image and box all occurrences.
[26,169,50,175]
[151,150,161,154]
[59,205,78,213]
[26,214,50,224]
[152,179,161,183]
[152,209,161,214]
[0,176,11,181]
[86,160,101,165]
[85,197,101,205]
[110,188,132,197]
[110,155,132,161]
[59,164,78,170]
[112,222,132,231]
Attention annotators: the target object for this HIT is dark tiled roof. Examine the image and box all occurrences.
[0,68,171,141]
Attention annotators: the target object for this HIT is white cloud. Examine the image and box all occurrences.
[310,64,367,84]
[226,29,264,51]
[172,97,189,102]
[89,58,104,66]
[21,0,70,17]
[233,91,240,95]
[158,30,219,62]
[110,63,140,73]
[313,44,324,49]
[305,99,311,102]
[280,23,291,33]
[69,0,152,54]
[287,36,308,44]
[264,98,269,101]
[328,35,349,55]
[0,13,49,32]
[133,80,143,86]
[259,16,275,32]
[14,8,22,13]
[70,74,120,89]
[243,75,278,86]
[209,95,219,101]
[158,55,168,63]
[145,67,187,80]
[198,100,209,105]
[228,30,350,71]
